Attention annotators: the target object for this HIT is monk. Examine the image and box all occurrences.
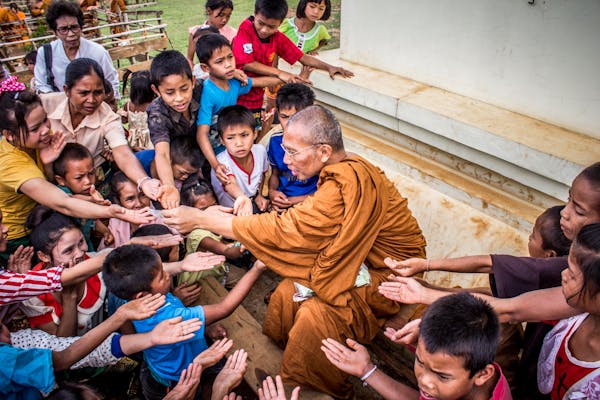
[162,105,426,398]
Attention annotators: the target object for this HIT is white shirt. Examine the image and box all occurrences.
[211,144,269,207]
[34,37,120,98]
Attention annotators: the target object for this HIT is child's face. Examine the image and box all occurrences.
[278,106,297,131]
[44,227,87,268]
[104,90,117,112]
[0,210,8,252]
[26,59,35,73]
[560,176,600,241]
[152,74,195,115]
[117,181,150,210]
[304,1,327,22]
[149,264,171,295]
[528,215,546,258]
[220,124,257,160]
[414,340,480,400]
[193,193,217,210]
[204,46,236,81]
[253,12,283,40]
[562,250,585,309]
[172,160,197,183]
[56,157,96,195]
[206,6,233,30]
[20,104,52,150]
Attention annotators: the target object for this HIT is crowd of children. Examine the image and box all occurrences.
[0,0,598,399]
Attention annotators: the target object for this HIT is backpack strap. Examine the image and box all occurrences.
[43,44,59,92]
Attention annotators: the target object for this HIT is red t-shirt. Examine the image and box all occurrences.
[232,17,304,109]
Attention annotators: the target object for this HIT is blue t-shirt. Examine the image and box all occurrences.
[0,344,54,399]
[132,293,207,383]
[267,133,318,197]
[196,78,253,153]
[135,149,155,177]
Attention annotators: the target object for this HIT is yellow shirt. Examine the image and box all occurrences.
[41,93,128,168]
[0,138,46,240]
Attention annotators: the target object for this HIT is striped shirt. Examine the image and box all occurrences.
[0,267,63,305]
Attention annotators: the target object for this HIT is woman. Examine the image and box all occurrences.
[40,58,161,202]
[0,81,152,261]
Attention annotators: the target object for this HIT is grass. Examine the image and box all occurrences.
[156,0,341,54]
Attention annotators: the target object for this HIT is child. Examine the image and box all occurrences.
[280,0,331,55]
[135,136,205,191]
[210,105,269,216]
[267,83,318,211]
[322,292,512,400]
[188,25,219,80]
[537,223,600,399]
[147,50,202,209]
[232,0,353,130]
[103,78,117,112]
[102,244,266,399]
[119,69,156,151]
[24,50,37,90]
[195,33,281,181]
[53,143,113,250]
[527,205,571,259]
[20,206,105,336]
[187,0,236,66]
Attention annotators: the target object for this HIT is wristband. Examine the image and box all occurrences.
[426,259,430,272]
[361,365,377,386]
[137,176,152,192]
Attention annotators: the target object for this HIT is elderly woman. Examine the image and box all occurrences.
[40,58,160,204]
[33,0,119,97]
[162,105,427,398]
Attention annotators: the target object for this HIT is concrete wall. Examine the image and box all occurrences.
[340,0,600,139]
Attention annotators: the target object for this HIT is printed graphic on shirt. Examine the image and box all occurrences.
[243,43,253,54]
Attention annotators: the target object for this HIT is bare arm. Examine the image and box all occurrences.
[111,145,159,201]
[197,124,219,169]
[154,142,176,187]
[250,76,283,88]
[242,62,310,84]
[162,205,236,239]
[385,255,493,276]
[298,54,354,79]
[489,286,578,323]
[197,237,245,260]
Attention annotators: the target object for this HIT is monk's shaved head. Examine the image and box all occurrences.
[287,105,344,152]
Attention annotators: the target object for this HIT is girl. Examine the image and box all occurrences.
[20,206,105,336]
[187,1,236,66]
[537,223,600,399]
[119,69,155,151]
[0,86,152,262]
[280,0,332,55]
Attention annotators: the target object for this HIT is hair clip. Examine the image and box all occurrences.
[0,76,26,96]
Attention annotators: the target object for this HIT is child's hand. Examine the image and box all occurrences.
[299,64,314,80]
[277,70,311,85]
[255,194,269,212]
[327,65,354,80]
[212,349,248,399]
[320,338,373,378]
[258,375,300,400]
[224,243,245,259]
[232,69,248,86]
[7,245,34,274]
[215,163,231,185]
[181,252,226,272]
[102,229,115,246]
[384,318,421,347]
[385,257,427,277]
[193,337,234,368]
[128,233,183,248]
[269,190,291,211]
[89,185,111,206]
[173,282,203,306]
[252,260,268,273]
[110,204,155,225]
[117,293,165,321]
[164,362,202,400]
[39,130,67,165]
[140,178,161,201]
[233,196,253,217]
[158,184,180,209]
[150,316,203,345]
[378,275,427,305]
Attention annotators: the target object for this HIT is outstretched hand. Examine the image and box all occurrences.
[7,245,34,273]
[111,205,155,225]
[194,337,234,368]
[128,233,183,249]
[181,252,226,272]
[378,275,428,304]
[117,293,165,321]
[151,316,203,345]
[158,184,180,209]
[212,349,248,399]
[384,318,421,347]
[321,338,373,378]
[164,362,202,400]
[233,196,253,217]
[258,375,300,400]
[327,65,354,80]
[89,185,111,206]
[385,257,427,277]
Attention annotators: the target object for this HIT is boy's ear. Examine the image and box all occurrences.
[150,84,161,97]
[37,250,51,264]
[134,291,151,300]
[473,364,496,387]
[55,175,66,186]
[200,63,210,73]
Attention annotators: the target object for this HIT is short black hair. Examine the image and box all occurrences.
[217,105,256,137]
[192,24,219,41]
[577,162,600,213]
[46,0,84,31]
[571,223,600,301]
[53,143,93,178]
[180,173,214,207]
[205,0,234,11]
[131,224,173,262]
[296,0,331,20]
[150,50,193,87]
[419,292,500,377]
[102,244,162,300]
[26,206,79,256]
[276,83,315,111]
[537,205,571,256]
[195,33,231,65]
[170,136,205,168]
[65,58,105,91]
[122,69,155,105]
[254,0,288,21]
[24,51,37,65]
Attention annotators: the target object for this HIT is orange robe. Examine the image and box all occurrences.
[233,155,426,398]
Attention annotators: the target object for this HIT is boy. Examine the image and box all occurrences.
[195,33,282,182]
[267,83,318,211]
[321,292,512,400]
[232,0,353,126]
[147,50,202,209]
[53,143,113,249]
[136,136,206,191]
[102,244,266,399]
[210,105,269,216]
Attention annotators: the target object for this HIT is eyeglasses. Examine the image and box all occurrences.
[280,142,323,159]
[56,24,81,35]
